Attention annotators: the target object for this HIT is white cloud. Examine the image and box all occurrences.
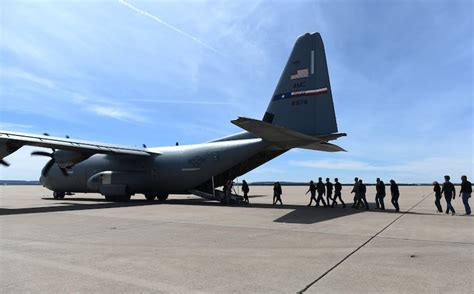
[1,66,148,124]
[249,167,284,174]
[131,99,236,105]
[0,67,57,89]
[86,105,146,123]
[289,158,472,180]
[290,159,377,170]
[0,123,33,131]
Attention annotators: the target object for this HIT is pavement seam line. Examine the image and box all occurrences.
[377,235,474,245]
[297,191,434,293]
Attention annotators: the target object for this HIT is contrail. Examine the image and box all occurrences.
[118,0,221,55]
[131,99,236,105]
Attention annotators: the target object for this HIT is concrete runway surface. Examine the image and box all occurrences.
[0,185,473,293]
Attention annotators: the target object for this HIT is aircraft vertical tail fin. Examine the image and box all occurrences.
[263,32,338,136]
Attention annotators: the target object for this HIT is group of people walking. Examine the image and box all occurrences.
[302,177,400,211]
[433,175,471,215]
[305,177,345,208]
[252,175,472,215]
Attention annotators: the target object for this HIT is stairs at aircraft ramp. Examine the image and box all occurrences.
[189,189,244,205]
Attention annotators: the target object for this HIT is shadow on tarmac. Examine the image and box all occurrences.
[0,196,445,224]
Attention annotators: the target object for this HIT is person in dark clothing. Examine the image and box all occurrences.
[306,180,317,206]
[242,180,250,204]
[223,179,233,205]
[273,182,283,205]
[441,175,455,215]
[375,178,386,210]
[355,179,369,210]
[433,181,443,213]
[459,175,471,215]
[315,177,327,207]
[351,177,360,208]
[390,179,400,212]
[325,178,333,207]
[332,178,345,208]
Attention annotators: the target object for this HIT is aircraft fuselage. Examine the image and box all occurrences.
[40,137,269,197]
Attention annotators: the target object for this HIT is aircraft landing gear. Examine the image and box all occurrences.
[105,195,115,201]
[53,191,65,199]
[144,194,156,201]
[104,194,131,202]
[157,194,168,201]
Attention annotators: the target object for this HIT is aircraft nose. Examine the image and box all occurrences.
[39,173,52,189]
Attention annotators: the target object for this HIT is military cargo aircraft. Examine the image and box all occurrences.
[0,32,346,203]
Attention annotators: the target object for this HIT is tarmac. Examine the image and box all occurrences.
[0,185,472,293]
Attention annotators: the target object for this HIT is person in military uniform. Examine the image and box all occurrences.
[433,181,442,213]
[224,179,233,205]
[355,179,369,210]
[390,179,400,212]
[375,178,386,210]
[441,175,456,215]
[305,180,317,206]
[242,180,250,204]
[315,177,327,207]
[351,177,362,208]
[325,178,334,207]
[332,178,345,208]
[459,175,471,215]
[273,182,283,205]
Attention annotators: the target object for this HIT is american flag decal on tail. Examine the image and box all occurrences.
[290,68,309,80]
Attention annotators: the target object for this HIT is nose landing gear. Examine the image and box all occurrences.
[53,191,65,199]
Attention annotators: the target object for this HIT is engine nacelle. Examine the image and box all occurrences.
[53,150,91,168]
[87,171,152,194]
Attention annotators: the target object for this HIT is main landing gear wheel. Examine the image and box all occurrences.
[105,195,115,201]
[144,194,156,201]
[157,194,168,201]
[104,194,131,202]
[53,191,65,199]
[115,194,131,202]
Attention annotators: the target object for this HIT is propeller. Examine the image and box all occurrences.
[31,151,54,157]
[31,150,69,177]
[0,159,10,167]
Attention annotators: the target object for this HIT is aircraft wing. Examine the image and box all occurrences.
[0,130,159,165]
[231,117,346,152]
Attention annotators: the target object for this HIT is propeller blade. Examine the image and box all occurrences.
[42,158,55,177]
[31,151,53,157]
[0,159,10,167]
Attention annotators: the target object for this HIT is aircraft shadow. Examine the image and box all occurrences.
[0,197,216,216]
[273,205,364,224]
[0,197,439,224]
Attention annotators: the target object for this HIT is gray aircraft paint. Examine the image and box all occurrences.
[265,33,338,136]
[1,32,345,200]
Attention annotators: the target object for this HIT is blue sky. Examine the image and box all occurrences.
[0,0,472,183]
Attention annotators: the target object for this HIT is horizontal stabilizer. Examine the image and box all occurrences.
[231,117,345,152]
[300,141,346,152]
[313,133,347,141]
